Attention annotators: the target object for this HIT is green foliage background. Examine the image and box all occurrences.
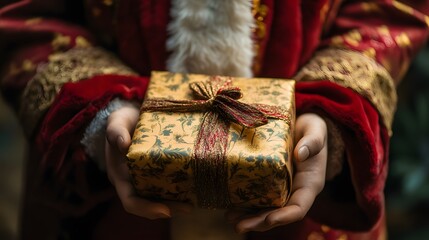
[386,44,429,239]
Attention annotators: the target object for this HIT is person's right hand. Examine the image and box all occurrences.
[105,103,192,219]
[225,113,328,233]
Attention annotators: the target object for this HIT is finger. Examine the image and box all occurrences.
[164,201,193,215]
[234,210,272,233]
[105,137,130,182]
[264,186,318,227]
[235,185,322,233]
[293,133,328,191]
[235,142,328,232]
[105,137,171,220]
[106,124,131,154]
[294,135,325,161]
[225,209,252,223]
[257,152,327,230]
[104,106,174,220]
[106,110,139,153]
[114,175,171,219]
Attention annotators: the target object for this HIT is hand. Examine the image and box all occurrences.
[105,103,192,219]
[226,113,328,233]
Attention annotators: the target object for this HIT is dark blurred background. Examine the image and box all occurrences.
[0,91,26,240]
[385,43,429,240]
[0,44,428,239]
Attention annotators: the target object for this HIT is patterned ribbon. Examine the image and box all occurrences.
[141,76,291,208]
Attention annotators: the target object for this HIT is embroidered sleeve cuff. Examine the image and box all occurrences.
[19,47,137,137]
[295,48,397,135]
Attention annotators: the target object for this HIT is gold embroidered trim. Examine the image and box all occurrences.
[295,48,396,135]
[19,47,137,136]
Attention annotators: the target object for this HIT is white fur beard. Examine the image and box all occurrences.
[166,0,255,78]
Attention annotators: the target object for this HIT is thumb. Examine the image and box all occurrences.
[106,125,132,154]
[106,110,138,153]
[294,114,327,161]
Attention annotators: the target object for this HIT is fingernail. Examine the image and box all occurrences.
[298,146,309,161]
[266,217,278,226]
[117,136,127,154]
[117,136,125,144]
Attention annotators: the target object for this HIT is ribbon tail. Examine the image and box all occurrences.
[141,99,208,112]
[253,104,292,125]
[215,95,268,128]
[192,111,231,209]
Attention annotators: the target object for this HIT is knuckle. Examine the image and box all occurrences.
[295,210,306,221]
[307,179,325,194]
[303,137,324,157]
[309,137,324,150]
[105,125,116,139]
[146,214,159,220]
[315,181,325,193]
[291,205,306,222]
[107,111,119,125]
[122,204,133,214]
[121,199,135,214]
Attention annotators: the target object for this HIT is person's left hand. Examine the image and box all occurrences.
[105,103,192,219]
[225,113,328,233]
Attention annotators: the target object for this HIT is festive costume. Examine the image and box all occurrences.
[1,0,429,239]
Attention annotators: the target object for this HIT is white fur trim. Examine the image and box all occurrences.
[81,98,134,170]
[167,0,254,78]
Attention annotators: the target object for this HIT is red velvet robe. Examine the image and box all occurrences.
[1,0,429,239]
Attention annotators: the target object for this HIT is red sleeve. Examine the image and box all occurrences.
[294,1,429,230]
[0,1,144,219]
[27,74,148,215]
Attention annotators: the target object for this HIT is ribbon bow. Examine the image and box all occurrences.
[142,77,270,128]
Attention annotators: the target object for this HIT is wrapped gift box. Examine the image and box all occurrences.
[127,71,295,209]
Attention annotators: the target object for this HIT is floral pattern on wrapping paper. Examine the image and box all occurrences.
[127,71,295,208]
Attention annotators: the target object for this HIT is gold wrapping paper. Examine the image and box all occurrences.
[127,71,295,208]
